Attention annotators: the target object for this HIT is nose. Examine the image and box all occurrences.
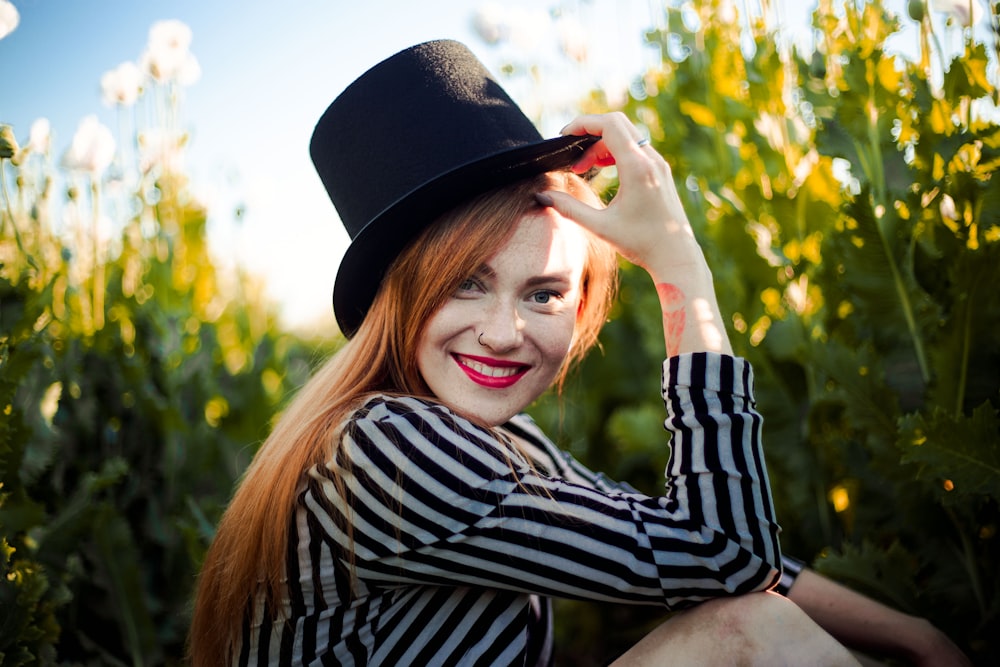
[478,299,524,351]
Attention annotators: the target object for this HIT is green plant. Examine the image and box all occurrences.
[0,25,328,665]
[527,0,999,663]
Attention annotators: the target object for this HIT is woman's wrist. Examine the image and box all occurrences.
[648,261,732,356]
[641,237,709,282]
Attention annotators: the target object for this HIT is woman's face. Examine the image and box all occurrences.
[416,207,589,426]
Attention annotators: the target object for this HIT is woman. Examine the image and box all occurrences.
[189,41,955,666]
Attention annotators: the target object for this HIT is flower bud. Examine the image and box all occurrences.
[0,0,19,41]
[908,0,926,22]
[0,124,18,159]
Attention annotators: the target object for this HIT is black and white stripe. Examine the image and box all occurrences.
[238,353,786,666]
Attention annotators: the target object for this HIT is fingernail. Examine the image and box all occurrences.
[535,192,554,207]
[558,123,570,134]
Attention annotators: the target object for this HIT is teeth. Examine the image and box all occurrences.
[462,357,521,378]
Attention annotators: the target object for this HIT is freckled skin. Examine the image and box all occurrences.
[656,283,686,358]
[416,209,588,426]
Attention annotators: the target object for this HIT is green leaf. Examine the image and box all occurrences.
[898,403,1000,504]
[91,506,157,667]
[814,540,921,614]
[822,191,938,378]
[944,43,993,102]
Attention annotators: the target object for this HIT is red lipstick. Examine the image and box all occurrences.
[453,354,529,389]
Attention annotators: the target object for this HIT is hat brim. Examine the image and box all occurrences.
[332,133,598,337]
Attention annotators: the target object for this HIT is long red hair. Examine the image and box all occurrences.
[188,171,617,665]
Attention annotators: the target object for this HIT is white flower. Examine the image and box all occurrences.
[141,19,200,84]
[138,128,187,175]
[472,2,507,45]
[939,193,959,221]
[0,0,19,41]
[27,117,51,154]
[785,274,811,315]
[141,48,201,85]
[39,382,62,426]
[748,221,783,267]
[471,4,547,53]
[101,61,143,107]
[718,0,738,25]
[62,115,116,175]
[174,52,201,86]
[149,19,192,56]
[930,0,985,26]
[556,16,588,64]
[792,149,819,187]
[754,112,786,152]
[506,7,550,51]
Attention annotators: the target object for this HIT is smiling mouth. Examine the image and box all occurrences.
[454,354,529,388]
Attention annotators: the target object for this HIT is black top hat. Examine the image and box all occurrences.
[310,39,597,337]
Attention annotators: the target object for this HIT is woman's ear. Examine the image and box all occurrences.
[576,272,590,320]
[570,290,586,352]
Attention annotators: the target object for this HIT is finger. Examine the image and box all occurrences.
[535,189,607,235]
[570,144,617,173]
[561,112,638,139]
[562,112,645,154]
[563,114,654,172]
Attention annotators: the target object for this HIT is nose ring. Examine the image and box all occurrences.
[478,332,486,346]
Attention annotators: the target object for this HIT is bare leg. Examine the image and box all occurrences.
[611,592,860,667]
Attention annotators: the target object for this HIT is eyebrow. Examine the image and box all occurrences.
[474,263,575,288]
[525,274,573,288]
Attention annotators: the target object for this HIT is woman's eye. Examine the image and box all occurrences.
[531,290,561,305]
[455,277,482,295]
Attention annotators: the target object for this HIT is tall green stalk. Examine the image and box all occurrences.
[92,180,105,331]
[861,60,930,383]
[0,158,39,274]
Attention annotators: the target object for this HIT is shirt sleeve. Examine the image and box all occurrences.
[775,554,805,596]
[304,352,782,611]
[506,404,800,598]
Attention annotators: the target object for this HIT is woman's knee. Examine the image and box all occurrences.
[611,592,860,666]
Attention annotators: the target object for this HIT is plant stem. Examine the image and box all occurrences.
[955,271,976,417]
[0,158,39,273]
[92,180,105,331]
[865,61,887,205]
[991,1,1000,105]
[946,506,986,619]
[925,8,948,91]
[874,210,930,383]
[862,60,930,383]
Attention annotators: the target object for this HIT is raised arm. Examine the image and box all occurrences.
[537,112,731,357]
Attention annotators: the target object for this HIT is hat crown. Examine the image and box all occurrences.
[310,40,595,336]
[310,40,543,240]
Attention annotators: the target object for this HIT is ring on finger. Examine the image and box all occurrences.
[636,137,651,148]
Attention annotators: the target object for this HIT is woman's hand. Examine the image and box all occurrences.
[903,618,973,667]
[538,112,701,275]
[538,112,732,356]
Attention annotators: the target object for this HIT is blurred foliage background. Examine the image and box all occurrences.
[1,0,998,665]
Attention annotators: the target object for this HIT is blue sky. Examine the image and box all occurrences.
[3,0,670,329]
[2,0,925,330]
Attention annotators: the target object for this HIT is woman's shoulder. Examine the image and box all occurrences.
[340,394,528,472]
[343,394,498,449]
[349,393,469,425]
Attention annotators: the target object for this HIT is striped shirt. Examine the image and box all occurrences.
[239,353,786,666]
